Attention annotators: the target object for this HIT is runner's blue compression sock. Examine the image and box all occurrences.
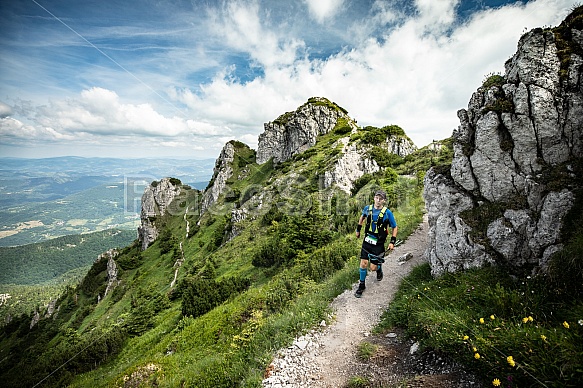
[377,264,382,271]
[359,268,367,282]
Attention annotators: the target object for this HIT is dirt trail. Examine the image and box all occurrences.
[309,218,429,387]
[263,216,482,388]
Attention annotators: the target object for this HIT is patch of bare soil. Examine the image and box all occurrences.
[262,217,485,388]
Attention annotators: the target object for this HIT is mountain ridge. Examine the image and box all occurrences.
[0,94,430,388]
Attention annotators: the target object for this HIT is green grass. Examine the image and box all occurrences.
[377,259,583,387]
[357,341,378,361]
[60,171,425,388]
[346,376,371,388]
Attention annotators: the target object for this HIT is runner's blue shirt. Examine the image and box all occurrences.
[361,205,397,233]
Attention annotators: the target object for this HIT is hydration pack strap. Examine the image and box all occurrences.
[367,205,387,234]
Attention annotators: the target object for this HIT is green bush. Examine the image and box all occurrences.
[279,210,333,253]
[369,146,391,167]
[382,124,406,137]
[79,258,108,295]
[351,173,374,195]
[298,239,354,282]
[117,252,143,270]
[264,271,304,312]
[361,128,386,144]
[333,117,352,135]
[482,72,505,88]
[251,235,294,268]
[124,288,170,335]
[181,276,250,318]
[169,177,182,186]
[158,228,176,254]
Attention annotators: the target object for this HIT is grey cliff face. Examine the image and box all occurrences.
[201,142,236,214]
[138,178,182,250]
[256,98,356,164]
[425,24,582,276]
[323,137,380,193]
[386,136,417,158]
[100,249,120,299]
[423,168,496,276]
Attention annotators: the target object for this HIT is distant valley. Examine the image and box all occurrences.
[0,157,214,247]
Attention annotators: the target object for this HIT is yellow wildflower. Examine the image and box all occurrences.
[528,316,533,322]
[563,321,570,329]
[473,346,477,352]
[522,317,529,323]
[493,378,501,386]
[490,315,495,320]
[474,353,481,359]
[507,356,515,367]
[480,317,485,324]
[541,335,547,341]
[463,335,469,340]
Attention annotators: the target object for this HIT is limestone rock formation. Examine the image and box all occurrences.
[98,249,120,299]
[255,97,416,194]
[256,97,357,164]
[386,136,417,158]
[323,137,380,193]
[201,141,236,214]
[138,178,182,250]
[425,17,583,276]
[30,310,40,329]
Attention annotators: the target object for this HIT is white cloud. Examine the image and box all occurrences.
[1,0,579,159]
[304,0,345,23]
[209,0,305,69]
[0,116,73,141]
[32,87,193,137]
[414,0,459,32]
[171,0,577,150]
[0,101,12,118]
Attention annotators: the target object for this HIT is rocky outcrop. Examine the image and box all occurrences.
[100,249,120,299]
[45,299,57,318]
[201,142,236,214]
[386,136,417,158]
[257,97,357,164]
[323,135,416,194]
[323,137,380,193]
[30,310,40,329]
[138,178,182,250]
[424,168,496,275]
[424,16,583,276]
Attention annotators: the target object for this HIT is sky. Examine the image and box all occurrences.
[0,0,578,160]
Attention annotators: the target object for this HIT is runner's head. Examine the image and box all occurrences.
[374,190,386,207]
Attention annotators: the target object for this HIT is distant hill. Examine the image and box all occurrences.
[0,157,214,247]
[0,156,214,207]
[0,228,136,285]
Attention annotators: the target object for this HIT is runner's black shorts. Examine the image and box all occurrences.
[360,240,385,260]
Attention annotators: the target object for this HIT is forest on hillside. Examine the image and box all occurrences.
[0,229,136,285]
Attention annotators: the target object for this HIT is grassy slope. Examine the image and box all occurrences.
[0,126,429,388]
[0,229,136,324]
[0,229,136,285]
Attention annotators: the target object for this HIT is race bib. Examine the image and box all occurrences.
[364,234,378,245]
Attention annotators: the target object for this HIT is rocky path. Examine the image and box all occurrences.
[262,217,483,388]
